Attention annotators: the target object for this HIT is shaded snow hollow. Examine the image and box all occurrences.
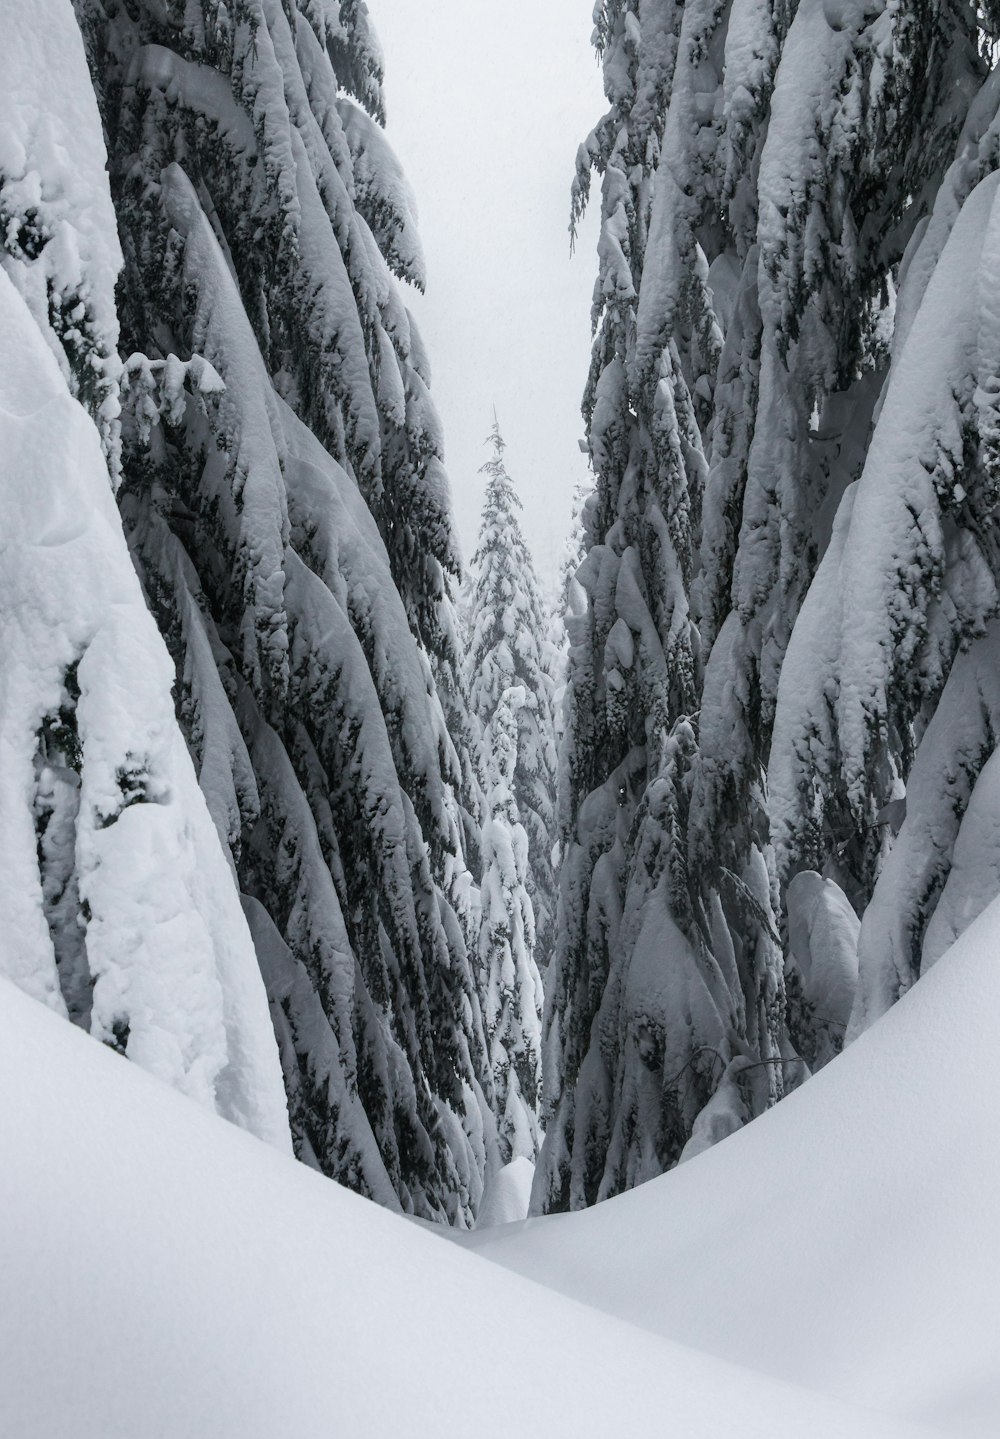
[454,897,1000,1437]
[0,974,940,1439]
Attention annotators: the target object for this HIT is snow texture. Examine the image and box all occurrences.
[458,896,1000,1437]
[0,0,122,466]
[0,973,940,1439]
[0,249,289,1151]
[476,1155,535,1229]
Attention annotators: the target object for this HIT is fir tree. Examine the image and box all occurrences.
[538,0,998,1211]
[771,114,1000,1038]
[465,421,560,974]
[479,687,544,1165]
[71,0,497,1224]
[0,0,290,1152]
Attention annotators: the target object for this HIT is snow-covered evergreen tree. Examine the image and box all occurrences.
[535,0,747,1213]
[10,0,1000,1238]
[465,422,560,973]
[68,0,496,1223]
[0,0,291,1152]
[479,688,544,1165]
[770,102,1000,1039]
[538,0,998,1211]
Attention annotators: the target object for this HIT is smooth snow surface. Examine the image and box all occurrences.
[454,899,1000,1436]
[476,1155,535,1227]
[0,978,933,1439]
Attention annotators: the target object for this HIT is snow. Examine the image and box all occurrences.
[0,0,122,457]
[0,261,289,1153]
[769,166,1000,1038]
[477,1155,535,1228]
[453,897,1000,1436]
[0,974,939,1439]
[336,97,426,289]
[786,871,860,1034]
[845,619,1000,1034]
[893,66,1000,364]
[835,170,1000,808]
[921,740,1000,968]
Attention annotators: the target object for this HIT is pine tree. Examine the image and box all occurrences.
[465,421,560,973]
[479,688,544,1165]
[0,0,290,1151]
[535,0,745,1213]
[538,0,997,1211]
[71,0,497,1224]
[770,89,1000,1037]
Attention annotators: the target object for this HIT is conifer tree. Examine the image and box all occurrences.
[465,422,560,973]
[0,0,290,1152]
[535,0,747,1213]
[71,0,496,1223]
[479,688,544,1165]
[538,0,998,1211]
[770,110,1000,1038]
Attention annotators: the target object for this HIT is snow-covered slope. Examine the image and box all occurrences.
[0,977,932,1439]
[454,899,1000,1436]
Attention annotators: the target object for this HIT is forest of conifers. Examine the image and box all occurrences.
[3,3,1000,1435]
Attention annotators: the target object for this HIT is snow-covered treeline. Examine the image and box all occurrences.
[538,0,1000,1210]
[1,0,504,1225]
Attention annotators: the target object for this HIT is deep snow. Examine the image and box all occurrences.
[453,895,1000,1437]
[0,975,935,1439]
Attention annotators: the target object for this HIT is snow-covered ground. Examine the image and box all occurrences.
[0,972,939,1439]
[454,897,1000,1437]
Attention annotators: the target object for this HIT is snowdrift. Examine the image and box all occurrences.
[455,897,1000,1436]
[0,978,929,1439]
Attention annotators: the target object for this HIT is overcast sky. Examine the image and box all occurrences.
[373,1,604,587]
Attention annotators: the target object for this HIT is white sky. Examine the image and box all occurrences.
[373,1,604,588]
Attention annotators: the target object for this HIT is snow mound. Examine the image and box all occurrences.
[0,978,930,1439]
[454,898,1000,1436]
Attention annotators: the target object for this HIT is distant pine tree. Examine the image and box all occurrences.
[465,422,560,974]
[479,688,544,1164]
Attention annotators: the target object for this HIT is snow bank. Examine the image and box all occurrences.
[454,898,1000,1435]
[0,977,929,1439]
